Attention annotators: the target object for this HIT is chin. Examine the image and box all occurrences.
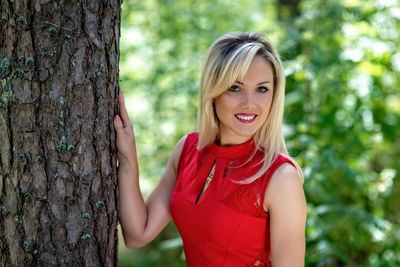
[231,131,256,142]
[236,128,257,138]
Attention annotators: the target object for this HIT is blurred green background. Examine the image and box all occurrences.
[117,0,400,266]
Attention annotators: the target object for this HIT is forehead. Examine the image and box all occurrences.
[238,55,274,83]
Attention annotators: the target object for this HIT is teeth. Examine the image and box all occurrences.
[236,114,256,120]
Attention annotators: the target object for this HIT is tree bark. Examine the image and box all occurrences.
[0,0,121,266]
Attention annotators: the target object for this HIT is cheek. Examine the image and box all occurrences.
[214,98,231,119]
[258,96,273,114]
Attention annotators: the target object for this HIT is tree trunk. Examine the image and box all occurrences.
[0,0,121,266]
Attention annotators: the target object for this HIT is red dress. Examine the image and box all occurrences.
[170,132,293,267]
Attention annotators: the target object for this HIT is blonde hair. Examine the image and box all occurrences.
[197,32,303,183]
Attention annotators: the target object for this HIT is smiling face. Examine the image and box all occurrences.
[214,55,274,146]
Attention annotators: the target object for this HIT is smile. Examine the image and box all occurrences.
[235,114,257,123]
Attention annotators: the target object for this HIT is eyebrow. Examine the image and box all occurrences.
[235,80,272,85]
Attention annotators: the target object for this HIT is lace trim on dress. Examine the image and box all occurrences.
[220,175,267,219]
[246,248,271,267]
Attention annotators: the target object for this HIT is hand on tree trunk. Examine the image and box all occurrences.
[114,90,137,165]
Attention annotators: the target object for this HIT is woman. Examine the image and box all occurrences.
[114,32,307,267]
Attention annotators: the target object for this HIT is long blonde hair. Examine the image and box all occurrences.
[197,32,303,183]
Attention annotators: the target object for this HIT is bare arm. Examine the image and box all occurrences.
[264,162,307,267]
[114,90,186,248]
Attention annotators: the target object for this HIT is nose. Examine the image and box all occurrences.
[240,91,255,108]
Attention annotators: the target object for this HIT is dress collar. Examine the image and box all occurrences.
[210,138,256,159]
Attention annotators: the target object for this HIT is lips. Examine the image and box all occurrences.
[235,113,257,123]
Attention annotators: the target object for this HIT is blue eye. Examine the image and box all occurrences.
[257,86,269,93]
[228,85,240,92]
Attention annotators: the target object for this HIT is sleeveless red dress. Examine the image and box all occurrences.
[170,132,293,267]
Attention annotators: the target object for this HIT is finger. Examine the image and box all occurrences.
[114,115,123,132]
[118,90,131,126]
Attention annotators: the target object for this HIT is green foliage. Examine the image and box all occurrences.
[119,0,400,266]
[279,1,400,266]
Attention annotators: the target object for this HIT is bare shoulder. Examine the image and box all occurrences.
[271,162,301,186]
[264,162,305,212]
